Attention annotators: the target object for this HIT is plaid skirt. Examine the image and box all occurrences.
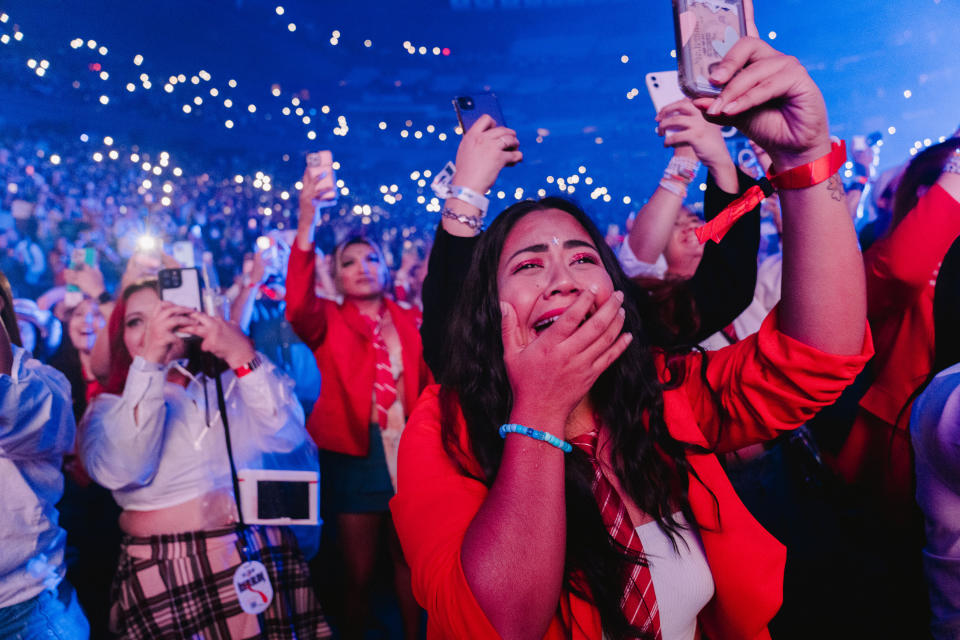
[110,524,331,639]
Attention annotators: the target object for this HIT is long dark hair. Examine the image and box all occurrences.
[439,198,715,639]
[903,235,960,418]
[0,270,23,347]
[891,138,960,232]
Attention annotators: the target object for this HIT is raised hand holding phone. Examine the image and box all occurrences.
[442,114,523,237]
[691,0,866,357]
[656,98,738,191]
[452,115,522,193]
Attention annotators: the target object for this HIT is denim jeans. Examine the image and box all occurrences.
[0,581,89,640]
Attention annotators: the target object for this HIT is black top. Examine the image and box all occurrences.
[420,168,762,381]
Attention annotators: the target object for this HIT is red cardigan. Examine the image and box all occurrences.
[860,184,960,429]
[285,243,432,456]
[391,309,872,640]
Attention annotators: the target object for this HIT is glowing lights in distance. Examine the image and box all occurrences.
[275,5,284,15]
[99,95,109,105]
[903,89,913,98]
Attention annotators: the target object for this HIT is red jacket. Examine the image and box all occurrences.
[285,243,432,456]
[860,184,960,428]
[391,309,872,640]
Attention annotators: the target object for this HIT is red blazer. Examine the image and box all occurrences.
[860,184,960,429]
[286,243,432,456]
[391,309,872,640]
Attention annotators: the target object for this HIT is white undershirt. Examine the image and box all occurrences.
[635,513,715,640]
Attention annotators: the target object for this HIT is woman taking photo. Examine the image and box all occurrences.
[286,177,432,640]
[79,281,329,639]
[391,22,873,640]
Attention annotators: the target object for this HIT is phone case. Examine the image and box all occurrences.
[306,150,337,207]
[646,71,688,114]
[453,93,506,133]
[159,267,203,313]
[672,0,747,98]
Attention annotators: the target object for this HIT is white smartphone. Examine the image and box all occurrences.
[646,71,687,114]
[159,267,203,337]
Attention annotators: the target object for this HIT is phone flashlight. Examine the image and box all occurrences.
[136,234,158,252]
[256,235,273,251]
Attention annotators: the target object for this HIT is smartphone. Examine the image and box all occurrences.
[673,0,747,98]
[305,151,337,209]
[453,93,506,133]
[159,267,203,337]
[646,71,687,114]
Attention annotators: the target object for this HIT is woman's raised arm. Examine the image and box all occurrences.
[694,33,866,355]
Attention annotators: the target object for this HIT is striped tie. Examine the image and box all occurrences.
[568,429,662,640]
[361,306,397,430]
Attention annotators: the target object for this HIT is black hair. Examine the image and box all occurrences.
[902,235,960,420]
[438,198,717,639]
[891,138,960,232]
[0,270,23,347]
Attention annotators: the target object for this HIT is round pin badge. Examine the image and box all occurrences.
[233,560,274,615]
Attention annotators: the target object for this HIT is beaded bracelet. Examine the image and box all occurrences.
[440,207,484,231]
[499,423,573,453]
[658,176,688,198]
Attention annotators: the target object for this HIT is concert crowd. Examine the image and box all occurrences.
[3,9,960,640]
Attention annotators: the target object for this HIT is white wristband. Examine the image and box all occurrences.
[450,184,489,214]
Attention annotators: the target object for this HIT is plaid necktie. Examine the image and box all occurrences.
[360,306,397,430]
[569,429,662,640]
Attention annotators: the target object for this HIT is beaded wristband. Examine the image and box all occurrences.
[658,177,687,198]
[665,156,701,184]
[440,207,484,231]
[499,423,573,453]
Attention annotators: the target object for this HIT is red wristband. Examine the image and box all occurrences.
[767,140,847,190]
[234,355,262,378]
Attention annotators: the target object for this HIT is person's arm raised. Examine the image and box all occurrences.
[444,114,522,237]
[694,33,866,355]
[657,98,738,193]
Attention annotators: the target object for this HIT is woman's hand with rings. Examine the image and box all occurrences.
[500,288,633,435]
[451,114,523,195]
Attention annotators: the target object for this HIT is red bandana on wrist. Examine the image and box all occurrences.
[696,140,847,245]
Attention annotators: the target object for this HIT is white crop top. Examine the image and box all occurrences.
[79,355,309,511]
[635,513,715,640]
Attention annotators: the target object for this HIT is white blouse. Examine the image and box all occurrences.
[80,354,310,511]
[635,513,715,640]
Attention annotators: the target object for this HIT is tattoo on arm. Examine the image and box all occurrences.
[826,174,844,202]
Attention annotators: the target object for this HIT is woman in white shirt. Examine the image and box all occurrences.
[79,280,330,639]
